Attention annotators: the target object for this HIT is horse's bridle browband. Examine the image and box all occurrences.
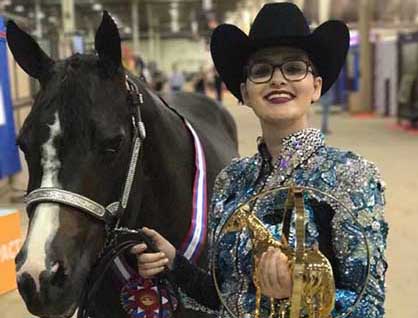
[25,76,146,225]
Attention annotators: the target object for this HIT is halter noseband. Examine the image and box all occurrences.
[24,76,146,225]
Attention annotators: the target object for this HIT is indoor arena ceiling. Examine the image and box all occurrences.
[1,0,244,39]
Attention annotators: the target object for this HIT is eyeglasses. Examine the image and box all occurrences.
[246,60,314,84]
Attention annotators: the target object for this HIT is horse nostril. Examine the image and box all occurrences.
[50,262,59,273]
[17,272,37,304]
[49,261,68,288]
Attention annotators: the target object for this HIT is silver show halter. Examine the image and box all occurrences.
[25,76,146,225]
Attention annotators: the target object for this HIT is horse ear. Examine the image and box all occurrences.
[6,20,54,80]
[95,11,122,73]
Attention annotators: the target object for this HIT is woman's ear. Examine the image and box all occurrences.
[240,82,250,107]
[311,76,323,103]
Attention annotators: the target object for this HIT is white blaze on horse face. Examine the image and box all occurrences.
[18,112,62,292]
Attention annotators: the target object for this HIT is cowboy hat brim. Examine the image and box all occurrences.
[210,20,349,101]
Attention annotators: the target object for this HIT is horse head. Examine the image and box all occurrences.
[7,12,136,318]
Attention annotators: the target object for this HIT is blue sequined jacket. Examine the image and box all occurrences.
[172,128,388,318]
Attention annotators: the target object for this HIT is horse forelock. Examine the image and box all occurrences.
[29,54,128,143]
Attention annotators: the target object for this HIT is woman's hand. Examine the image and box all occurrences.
[130,227,176,278]
[258,247,292,299]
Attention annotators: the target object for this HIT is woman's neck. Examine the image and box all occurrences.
[260,117,309,159]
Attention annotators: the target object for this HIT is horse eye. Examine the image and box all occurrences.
[105,148,118,154]
[102,135,124,154]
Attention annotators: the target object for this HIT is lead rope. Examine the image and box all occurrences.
[77,228,179,318]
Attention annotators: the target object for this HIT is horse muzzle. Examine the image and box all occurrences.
[17,268,80,318]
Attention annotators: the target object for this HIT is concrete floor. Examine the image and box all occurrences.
[0,92,417,317]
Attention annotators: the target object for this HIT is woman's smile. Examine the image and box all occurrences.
[263,89,296,105]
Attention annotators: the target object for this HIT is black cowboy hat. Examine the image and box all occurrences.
[210,2,349,101]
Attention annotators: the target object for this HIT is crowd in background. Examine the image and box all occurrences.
[125,50,224,102]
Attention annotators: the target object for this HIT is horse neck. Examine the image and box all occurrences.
[125,87,195,246]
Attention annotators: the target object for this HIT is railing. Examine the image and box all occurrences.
[13,98,33,110]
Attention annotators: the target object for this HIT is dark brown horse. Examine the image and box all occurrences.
[7,12,238,318]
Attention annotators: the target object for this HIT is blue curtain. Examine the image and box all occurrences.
[0,16,21,179]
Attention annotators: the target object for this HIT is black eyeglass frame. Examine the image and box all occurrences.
[245,60,316,84]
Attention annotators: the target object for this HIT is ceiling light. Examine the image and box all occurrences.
[92,3,103,11]
[202,0,212,11]
[48,16,58,24]
[37,11,45,19]
[14,5,25,13]
[170,2,179,32]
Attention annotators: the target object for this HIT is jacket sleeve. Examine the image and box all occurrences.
[170,252,220,312]
[331,160,388,317]
[170,161,240,314]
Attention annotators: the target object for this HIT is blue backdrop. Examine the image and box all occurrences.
[0,16,21,179]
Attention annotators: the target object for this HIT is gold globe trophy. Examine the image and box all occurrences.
[212,186,371,318]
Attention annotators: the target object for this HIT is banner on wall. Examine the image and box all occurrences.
[0,85,5,125]
[0,16,21,179]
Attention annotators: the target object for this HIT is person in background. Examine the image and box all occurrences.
[134,55,152,83]
[193,66,206,95]
[169,63,185,92]
[152,70,166,92]
[320,86,334,134]
[213,67,223,102]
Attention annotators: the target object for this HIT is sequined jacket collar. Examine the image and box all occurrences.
[256,128,325,173]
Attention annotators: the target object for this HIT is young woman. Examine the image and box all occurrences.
[132,3,388,317]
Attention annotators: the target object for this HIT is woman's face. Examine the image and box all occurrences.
[240,46,322,127]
